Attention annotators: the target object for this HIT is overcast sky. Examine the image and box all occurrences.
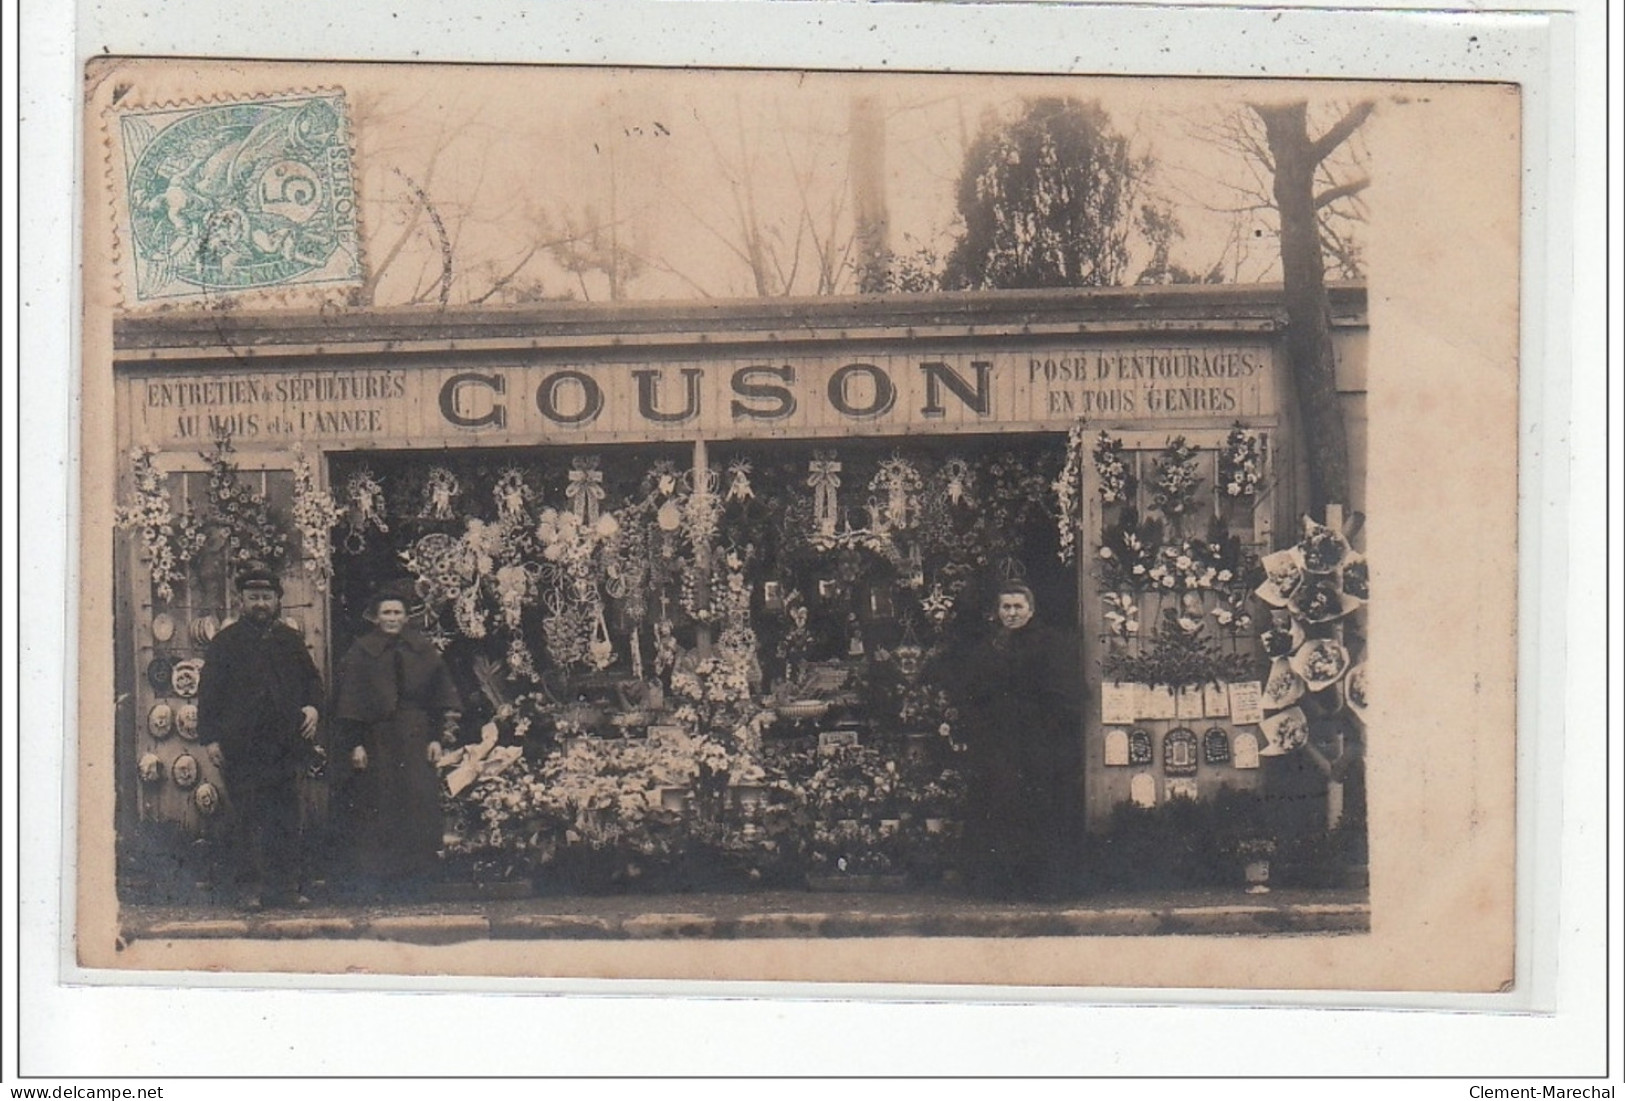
[118,62,1374,306]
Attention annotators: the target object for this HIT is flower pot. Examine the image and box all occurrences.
[1244,859,1271,894]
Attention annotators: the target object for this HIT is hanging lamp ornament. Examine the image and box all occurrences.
[726,458,755,502]
[566,455,606,524]
[807,451,843,536]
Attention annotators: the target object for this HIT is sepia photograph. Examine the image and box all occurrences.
[73,56,1523,993]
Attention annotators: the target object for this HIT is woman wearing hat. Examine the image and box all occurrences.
[332,582,462,898]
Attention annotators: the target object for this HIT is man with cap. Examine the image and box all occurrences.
[198,561,323,909]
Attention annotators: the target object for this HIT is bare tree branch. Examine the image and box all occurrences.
[1309,101,1376,164]
[1314,177,1371,210]
[468,242,544,305]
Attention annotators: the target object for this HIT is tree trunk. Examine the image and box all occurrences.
[850,95,890,293]
[1256,102,1351,517]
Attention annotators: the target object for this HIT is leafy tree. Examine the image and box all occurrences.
[860,239,944,294]
[942,98,1148,290]
[1134,203,1220,285]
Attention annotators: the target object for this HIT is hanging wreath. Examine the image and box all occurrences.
[342,467,388,553]
[726,458,755,502]
[201,434,289,570]
[566,455,606,524]
[114,445,206,603]
[493,468,533,529]
[1052,421,1089,564]
[806,452,843,537]
[1149,436,1204,520]
[1092,430,1135,505]
[939,457,975,509]
[290,445,343,592]
[1218,423,1264,500]
[869,453,923,532]
[422,467,461,520]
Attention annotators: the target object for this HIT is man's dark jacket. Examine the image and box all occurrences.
[198,618,323,783]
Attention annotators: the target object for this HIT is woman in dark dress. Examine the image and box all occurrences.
[955,581,1085,900]
[333,584,461,897]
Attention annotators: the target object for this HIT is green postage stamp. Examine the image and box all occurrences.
[115,92,362,301]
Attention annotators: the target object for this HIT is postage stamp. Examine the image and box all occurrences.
[114,92,362,301]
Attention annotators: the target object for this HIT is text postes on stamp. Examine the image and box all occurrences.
[116,93,361,302]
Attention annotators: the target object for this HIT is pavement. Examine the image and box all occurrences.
[118,884,1369,944]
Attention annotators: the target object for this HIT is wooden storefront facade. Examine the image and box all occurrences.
[111,284,1368,846]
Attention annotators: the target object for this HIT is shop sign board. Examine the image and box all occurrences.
[124,341,1277,449]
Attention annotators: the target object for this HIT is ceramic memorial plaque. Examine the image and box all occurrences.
[1103,728,1130,767]
[1165,778,1199,802]
[191,615,219,646]
[170,659,204,699]
[1228,681,1265,726]
[1141,685,1178,721]
[145,656,176,695]
[170,754,200,790]
[1176,686,1205,720]
[1162,728,1199,776]
[1101,682,1137,725]
[1233,731,1262,770]
[1130,772,1157,809]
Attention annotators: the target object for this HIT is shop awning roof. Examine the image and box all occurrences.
[113,283,1367,363]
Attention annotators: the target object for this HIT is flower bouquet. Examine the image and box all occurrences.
[1340,554,1370,601]
[1299,517,1350,574]
[1218,423,1264,499]
[1260,657,1306,711]
[1149,436,1204,520]
[1288,574,1359,624]
[1092,431,1136,505]
[1258,706,1309,756]
[1097,510,1163,592]
[1289,638,1351,691]
[1345,664,1369,718]
[1254,548,1305,607]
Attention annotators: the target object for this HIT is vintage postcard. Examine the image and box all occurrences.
[76,58,1520,991]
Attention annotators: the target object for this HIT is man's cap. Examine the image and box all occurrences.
[234,561,283,594]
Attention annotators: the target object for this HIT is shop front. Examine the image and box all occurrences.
[112,284,1368,897]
